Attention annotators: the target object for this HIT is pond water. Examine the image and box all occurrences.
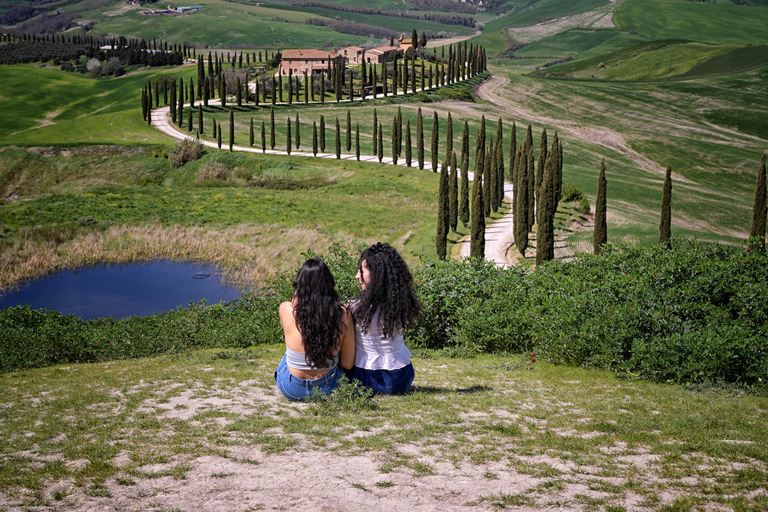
[0,261,243,320]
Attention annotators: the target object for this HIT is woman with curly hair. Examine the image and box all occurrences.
[275,258,355,401]
[347,242,421,395]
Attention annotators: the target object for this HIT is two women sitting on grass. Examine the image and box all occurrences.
[275,243,420,401]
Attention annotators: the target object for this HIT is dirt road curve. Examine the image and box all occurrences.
[151,105,517,266]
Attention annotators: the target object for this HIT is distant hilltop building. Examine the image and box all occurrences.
[280,45,404,75]
[140,5,203,15]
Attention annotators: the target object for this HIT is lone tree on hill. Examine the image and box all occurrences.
[749,152,767,250]
[594,159,608,254]
[659,166,673,248]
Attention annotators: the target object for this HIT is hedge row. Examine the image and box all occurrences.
[1,240,766,390]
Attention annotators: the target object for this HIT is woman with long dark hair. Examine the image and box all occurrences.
[275,258,355,401]
[347,242,420,395]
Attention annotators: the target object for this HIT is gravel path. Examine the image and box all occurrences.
[151,100,517,266]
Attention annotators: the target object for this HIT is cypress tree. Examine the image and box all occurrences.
[378,122,384,163]
[526,142,536,229]
[489,136,498,213]
[261,120,266,153]
[236,77,242,106]
[659,166,673,248]
[178,79,184,127]
[249,118,254,147]
[594,159,608,254]
[220,74,226,107]
[484,138,493,217]
[476,116,486,181]
[287,70,292,104]
[449,151,458,233]
[278,71,283,103]
[305,71,309,103]
[372,109,378,156]
[372,63,377,99]
[495,135,505,212]
[382,63,388,97]
[509,121,517,182]
[470,170,485,259]
[346,109,352,153]
[229,108,234,151]
[212,118,217,139]
[312,121,318,156]
[391,116,398,166]
[286,117,292,155]
[295,113,300,149]
[395,107,402,158]
[431,111,439,172]
[198,107,204,134]
[270,107,276,150]
[320,115,326,152]
[514,145,529,257]
[436,156,450,260]
[356,123,360,161]
[188,107,193,132]
[446,112,453,165]
[335,117,341,159]
[555,133,564,205]
[405,119,412,167]
[536,155,556,266]
[272,76,276,104]
[417,108,424,169]
[459,121,470,228]
[217,127,222,150]
[749,152,767,250]
[320,71,325,102]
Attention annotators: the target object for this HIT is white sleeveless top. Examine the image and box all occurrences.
[353,307,411,371]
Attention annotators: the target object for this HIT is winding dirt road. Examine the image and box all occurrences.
[151,103,518,266]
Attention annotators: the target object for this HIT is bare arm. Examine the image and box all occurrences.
[338,307,356,370]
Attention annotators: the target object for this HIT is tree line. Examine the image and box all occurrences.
[296,0,477,26]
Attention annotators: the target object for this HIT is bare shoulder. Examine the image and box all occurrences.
[279,301,294,319]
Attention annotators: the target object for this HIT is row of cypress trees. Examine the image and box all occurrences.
[592,151,767,258]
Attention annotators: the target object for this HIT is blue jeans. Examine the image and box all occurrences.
[346,363,414,395]
[274,354,343,402]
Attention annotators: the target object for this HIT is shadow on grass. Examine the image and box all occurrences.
[410,385,492,395]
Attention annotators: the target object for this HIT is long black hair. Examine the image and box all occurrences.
[352,242,420,339]
[292,258,345,368]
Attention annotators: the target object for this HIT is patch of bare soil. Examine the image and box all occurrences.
[506,2,621,45]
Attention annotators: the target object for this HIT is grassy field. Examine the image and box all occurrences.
[262,2,476,38]
[0,345,765,509]
[87,0,371,48]
[482,61,767,248]
[0,64,187,146]
[614,0,768,46]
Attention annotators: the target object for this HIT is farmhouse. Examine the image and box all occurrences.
[398,34,413,50]
[280,48,333,75]
[337,45,365,65]
[366,46,402,64]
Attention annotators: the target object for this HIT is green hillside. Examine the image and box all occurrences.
[514,28,646,60]
[614,0,768,45]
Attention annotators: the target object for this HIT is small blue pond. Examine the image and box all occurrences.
[0,261,243,320]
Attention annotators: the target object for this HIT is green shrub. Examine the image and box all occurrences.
[560,183,590,213]
[2,240,766,391]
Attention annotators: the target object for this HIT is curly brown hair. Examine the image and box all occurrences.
[352,243,420,339]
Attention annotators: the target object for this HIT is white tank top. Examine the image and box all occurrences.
[353,308,411,371]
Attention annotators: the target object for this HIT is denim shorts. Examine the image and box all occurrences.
[345,363,414,396]
[274,354,342,402]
